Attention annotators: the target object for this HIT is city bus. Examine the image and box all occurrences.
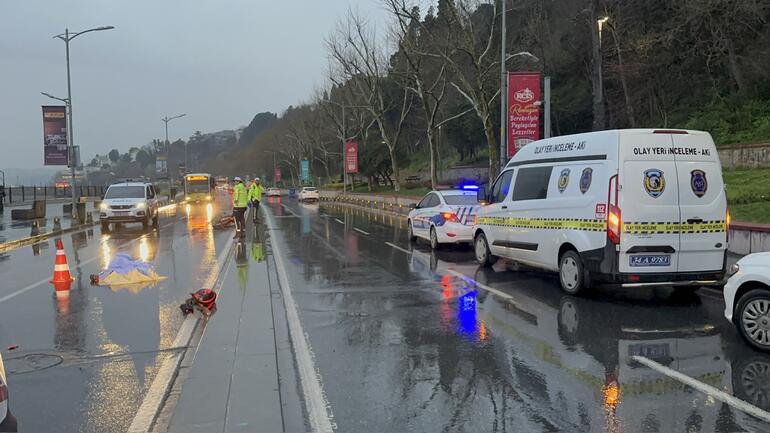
[184,173,214,203]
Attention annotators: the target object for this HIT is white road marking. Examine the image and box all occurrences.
[0,223,173,305]
[385,242,411,255]
[632,355,770,424]
[280,203,299,217]
[265,208,335,433]
[334,218,345,225]
[129,234,235,432]
[446,270,517,302]
[353,227,370,236]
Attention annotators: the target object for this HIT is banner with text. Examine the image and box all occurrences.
[275,167,282,183]
[345,140,358,174]
[507,72,541,158]
[42,105,68,165]
[300,159,310,182]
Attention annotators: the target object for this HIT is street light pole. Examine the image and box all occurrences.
[53,25,114,219]
[342,104,347,194]
[161,113,186,182]
[499,0,507,172]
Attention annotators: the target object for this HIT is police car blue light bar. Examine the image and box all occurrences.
[460,184,479,190]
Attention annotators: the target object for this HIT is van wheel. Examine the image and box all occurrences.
[736,289,770,352]
[559,250,585,295]
[430,227,441,250]
[475,233,497,267]
[407,221,416,242]
[152,213,159,227]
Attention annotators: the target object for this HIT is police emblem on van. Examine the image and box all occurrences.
[690,169,707,197]
[579,168,592,194]
[643,169,665,198]
[558,168,570,193]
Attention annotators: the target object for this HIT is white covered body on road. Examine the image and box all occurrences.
[473,129,728,294]
[408,188,480,248]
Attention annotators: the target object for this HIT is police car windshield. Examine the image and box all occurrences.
[303,187,317,191]
[104,186,145,199]
[443,194,478,205]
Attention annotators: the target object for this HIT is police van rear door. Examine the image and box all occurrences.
[618,132,681,274]
[670,132,726,273]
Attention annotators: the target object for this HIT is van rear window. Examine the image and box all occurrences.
[512,167,552,201]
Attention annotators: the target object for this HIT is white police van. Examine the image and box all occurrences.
[474,129,728,295]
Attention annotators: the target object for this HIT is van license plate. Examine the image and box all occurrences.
[114,211,129,216]
[629,255,671,267]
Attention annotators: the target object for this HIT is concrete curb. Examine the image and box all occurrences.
[0,199,177,254]
[128,234,235,433]
[0,220,99,254]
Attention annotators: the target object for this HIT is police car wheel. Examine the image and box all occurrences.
[559,250,584,295]
[407,221,416,242]
[430,227,440,250]
[475,233,496,266]
[736,289,770,352]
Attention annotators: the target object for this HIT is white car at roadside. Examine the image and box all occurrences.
[298,187,320,202]
[724,252,770,352]
[407,187,480,249]
[266,187,281,197]
[0,353,17,431]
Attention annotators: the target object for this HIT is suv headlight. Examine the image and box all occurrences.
[136,202,147,210]
[99,203,108,211]
[729,263,740,276]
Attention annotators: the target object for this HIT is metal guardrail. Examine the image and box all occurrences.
[1,185,107,204]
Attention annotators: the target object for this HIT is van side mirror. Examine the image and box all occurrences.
[408,203,417,209]
[477,186,487,203]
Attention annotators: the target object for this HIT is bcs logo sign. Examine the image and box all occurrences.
[514,87,535,103]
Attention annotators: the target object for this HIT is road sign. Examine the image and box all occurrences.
[300,159,310,183]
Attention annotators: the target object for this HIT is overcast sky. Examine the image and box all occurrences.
[0,0,390,169]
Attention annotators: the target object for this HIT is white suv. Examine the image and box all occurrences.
[99,181,160,231]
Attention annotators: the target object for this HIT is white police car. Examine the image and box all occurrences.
[724,252,770,352]
[407,187,480,249]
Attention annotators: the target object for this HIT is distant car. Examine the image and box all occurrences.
[0,353,17,432]
[407,188,481,249]
[298,187,319,202]
[724,252,770,352]
[99,181,160,231]
[266,187,281,197]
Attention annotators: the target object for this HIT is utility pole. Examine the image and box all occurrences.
[342,104,347,193]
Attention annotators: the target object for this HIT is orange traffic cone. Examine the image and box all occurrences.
[51,239,74,295]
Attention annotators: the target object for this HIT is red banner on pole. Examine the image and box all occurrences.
[507,72,541,158]
[345,140,358,174]
[275,167,282,183]
[42,106,68,166]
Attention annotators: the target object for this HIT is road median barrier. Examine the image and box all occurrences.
[319,190,418,216]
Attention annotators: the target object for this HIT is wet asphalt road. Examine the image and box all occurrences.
[268,198,770,433]
[0,197,233,432]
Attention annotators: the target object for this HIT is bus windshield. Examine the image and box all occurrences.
[186,175,211,194]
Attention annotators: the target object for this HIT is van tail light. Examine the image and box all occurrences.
[442,212,459,223]
[0,383,8,403]
[608,205,622,245]
[726,209,731,241]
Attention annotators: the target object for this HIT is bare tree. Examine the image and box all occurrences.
[410,0,504,179]
[386,0,475,188]
[327,10,415,192]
